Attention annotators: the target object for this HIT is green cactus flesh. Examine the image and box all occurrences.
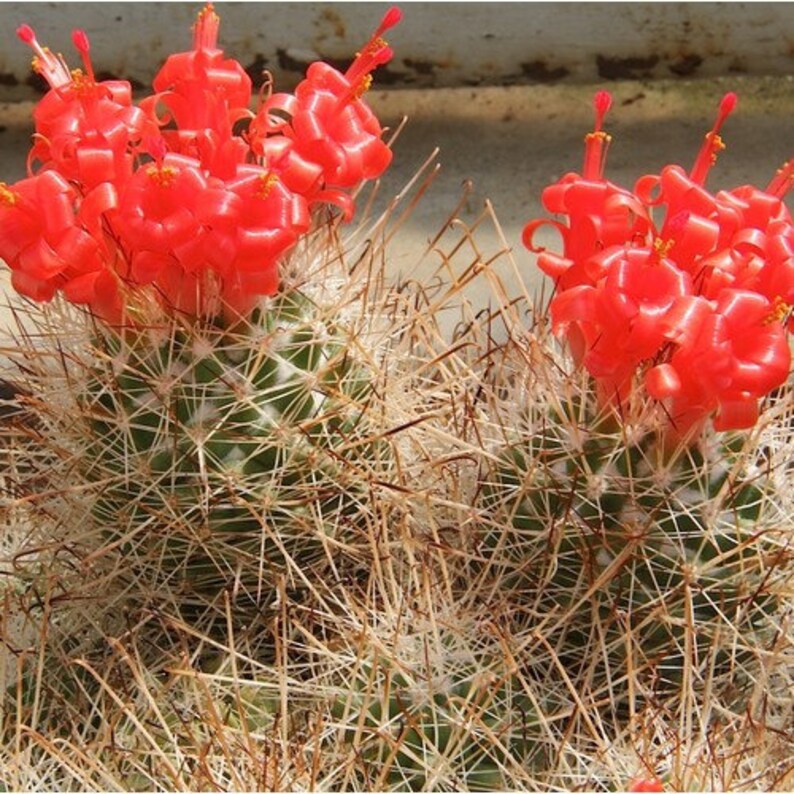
[79,289,378,609]
[482,405,784,701]
[330,649,545,791]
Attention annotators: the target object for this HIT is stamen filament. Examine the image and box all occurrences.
[16,24,72,89]
[690,92,737,185]
[765,158,793,200]
[583,90,612,180]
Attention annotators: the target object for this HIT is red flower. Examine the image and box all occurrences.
[551,246,693,402]
[703,171,794,306]
[3,5,400,323]
[250,8,401,216]
[0,172,110,304]
[17,26,146,193]
[523,91,653,291]
[140,4,252,177]
[647,289,790,433]
[524,91,793,436]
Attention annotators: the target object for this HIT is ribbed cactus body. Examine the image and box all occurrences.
[331,644,543,791]
[482,388,786,703]
[80,288,377,609]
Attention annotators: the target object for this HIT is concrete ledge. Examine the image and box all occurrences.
[0,2,792,100]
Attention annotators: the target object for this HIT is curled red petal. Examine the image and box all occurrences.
[522,218,567,254]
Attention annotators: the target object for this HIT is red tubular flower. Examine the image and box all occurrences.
[17,26,145,193]
[526,90,792,437]
[114,154,209,282]
[551,246,693,402]
[0,172,112,307]
[523,91,653,291]
[141,4,252,175]
[250,7,401,214]
[213,167,310,315]
[703,167,794,305]
[646,289,790,433]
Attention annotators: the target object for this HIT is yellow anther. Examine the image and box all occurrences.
[0,183,19,207]
[255,172,278,199]
[355,36,388,60]
[69,67,94,93]
[653,237,675,259]
[369,36,388,53]
[197,2,217,19]
[708,133,726,164]
[353,74,373,100]
[764,296,790,325]
[146,165,178,188]
[584,130,612,144]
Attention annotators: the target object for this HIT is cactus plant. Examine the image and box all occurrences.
[76,265,392,610]
[323,606,552,792]
[480,343,791,705]
[479,91,794,710]
[0,5,404,623]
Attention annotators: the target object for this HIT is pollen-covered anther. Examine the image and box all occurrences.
[354,74,373,100]
[0,183,20,207]
[653,237,675,258]
[146,165,178,187]
[708,133,726,164]
[358,36,388,59]
[68,68,94,93]
[584,131,611,144]
[255,172,278,199]
[763,296,790,326]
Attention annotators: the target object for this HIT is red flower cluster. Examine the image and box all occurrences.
[524,91,793,435]
[0,5,401,323]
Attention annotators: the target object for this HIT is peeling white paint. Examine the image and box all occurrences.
[0,2,792,99]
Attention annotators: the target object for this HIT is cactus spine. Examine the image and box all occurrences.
[478,330,791,709]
